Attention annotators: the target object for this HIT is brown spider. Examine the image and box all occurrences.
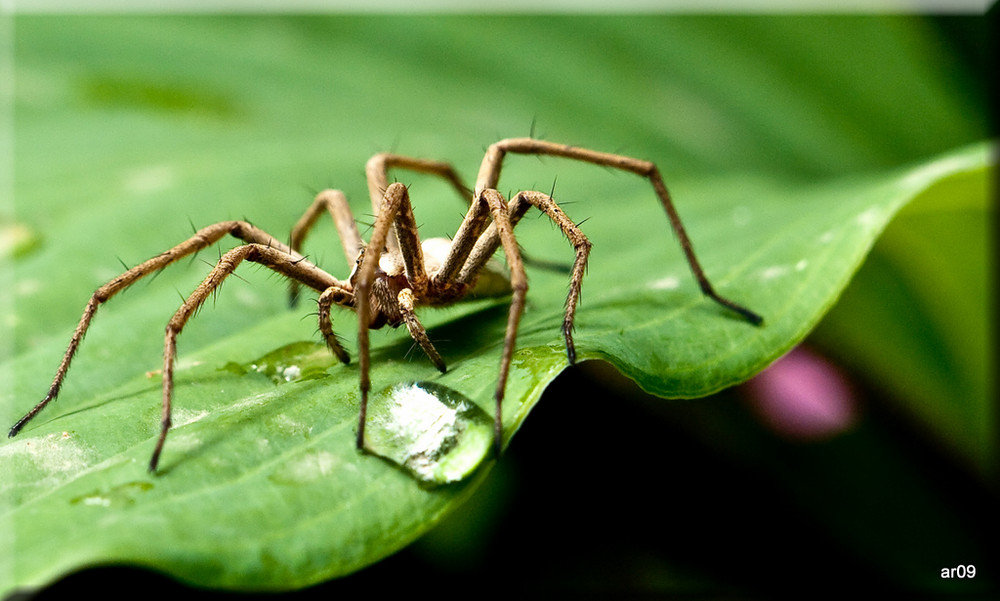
[9,138,763,472]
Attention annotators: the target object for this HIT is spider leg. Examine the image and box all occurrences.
[397,288,446,372]
[317,285,355,365]
[437,189,590,456]
[8,221,317,441]
[288,189,363,306]
[463,190,591,363]
[354,182,443,449]
[429,186,496,286]
[475,138,763,325]
[477,189,529,458]
[365,152,472,254]
[153,243,347,472]
[421,188,545,457]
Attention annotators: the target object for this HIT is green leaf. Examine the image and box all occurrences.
[812,150,995,476]
[3,145,990,593]
[1,14,990,596]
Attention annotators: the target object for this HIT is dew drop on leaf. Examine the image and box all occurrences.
[69,481,153,508]
[223,341,333,384]
[362,381,493,485]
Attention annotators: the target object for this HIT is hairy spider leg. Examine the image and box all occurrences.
[474,138,764,326]
[292,189,364,265]
[365,153,472,254]
[464,191,591,357]
[430,137,765,455]
[288,189,363,306]
[8,220,338,442]
[353,182,446,449]
[317,285,356,364]
[422,188,590,455]
[154,242,352,471]
[477,190,530,457]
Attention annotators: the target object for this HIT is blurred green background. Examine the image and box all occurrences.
[4,11,993,598]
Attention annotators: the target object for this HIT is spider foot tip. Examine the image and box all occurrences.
[743,308,765,326]
[8,415,29,438]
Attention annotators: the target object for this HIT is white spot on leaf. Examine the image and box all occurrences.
[122,164,176,195]
[648,275,680,291]
[855,207,885,230]
[760,265,789,281]
[172,407,209,427]
[273,450,340,485]
[731,205,751,226]
[0,431,94,480]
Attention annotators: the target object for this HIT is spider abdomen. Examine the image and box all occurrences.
[420,237,511,301]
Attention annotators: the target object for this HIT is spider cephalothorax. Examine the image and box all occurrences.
[9,138,762,472]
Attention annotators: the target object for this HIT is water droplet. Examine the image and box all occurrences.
[759,265,789,281]
[363,381,493,485]
[221,341,332,384]
[855,207,885,230]
[69,481,153,508]
[647,274,680,291]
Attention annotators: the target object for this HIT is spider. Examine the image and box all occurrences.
[9,138,763,473]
